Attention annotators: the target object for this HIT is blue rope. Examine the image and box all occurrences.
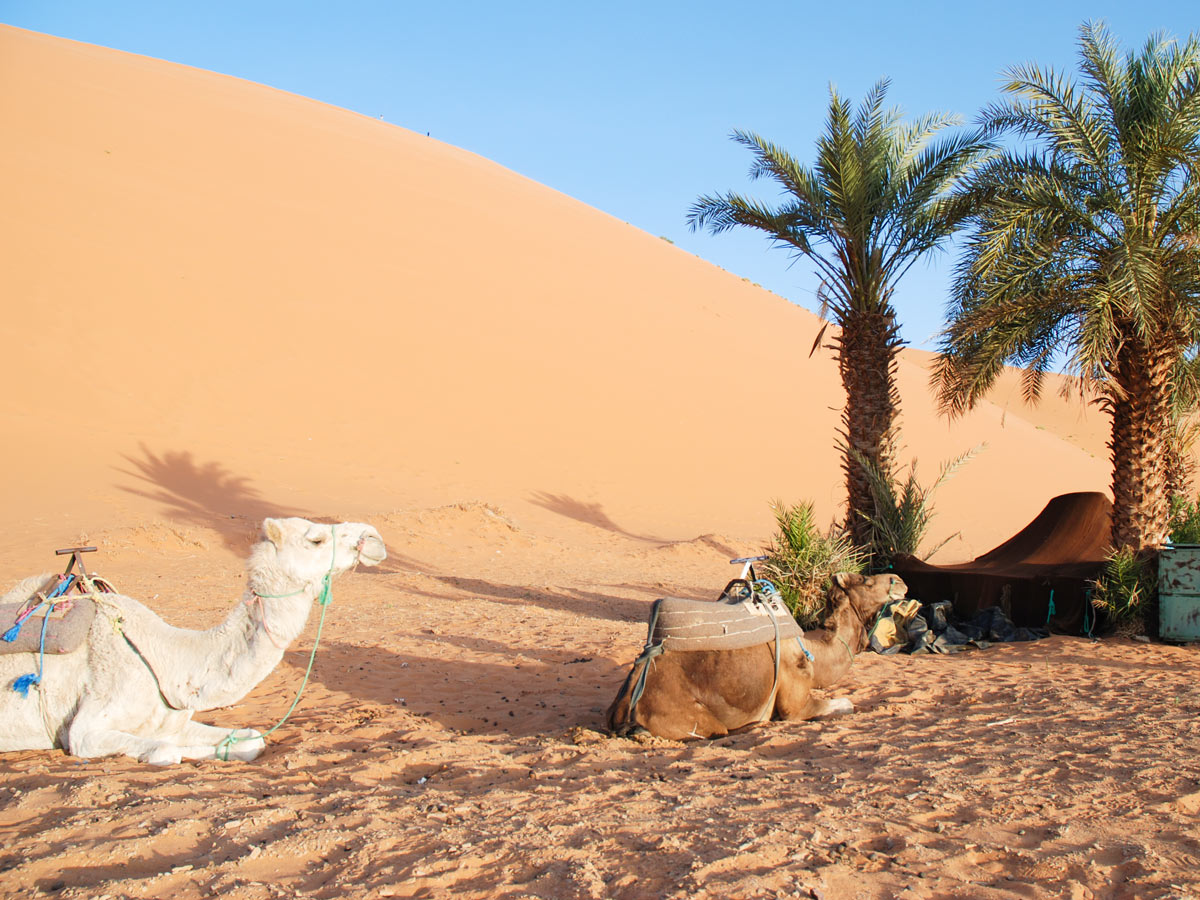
[3,575,74,643]
[753,579,779,596]
[8,576,79,695]
[795,635,815,662]
[12,602,55,698]
[1046,588,1056,625]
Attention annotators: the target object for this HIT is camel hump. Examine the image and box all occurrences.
[652,595,802,652]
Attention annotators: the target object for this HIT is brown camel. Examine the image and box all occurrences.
[606,572,907,740]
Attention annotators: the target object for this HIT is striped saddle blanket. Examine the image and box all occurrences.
[650,593,802,652]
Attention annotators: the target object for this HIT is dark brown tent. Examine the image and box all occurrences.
[892,492,1112,634]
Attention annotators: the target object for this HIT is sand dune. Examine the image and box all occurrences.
[4,26,1192,900]
[0,24,1108,567]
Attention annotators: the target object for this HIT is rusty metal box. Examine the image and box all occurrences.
[1159,544,1200,641]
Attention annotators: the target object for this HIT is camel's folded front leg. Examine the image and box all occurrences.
[67,721,186,765]
[773,655,852,721]
[66,698,263,765]
[66,698,199,763]
[175,722,266,762]
[803,696,854,718]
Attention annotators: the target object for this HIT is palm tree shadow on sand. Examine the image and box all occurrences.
[116,444,307,553]
[528,491,670,543]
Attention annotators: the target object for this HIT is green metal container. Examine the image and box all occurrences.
[1159,544,1200,641]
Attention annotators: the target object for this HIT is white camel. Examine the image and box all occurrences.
[0,517,386,765]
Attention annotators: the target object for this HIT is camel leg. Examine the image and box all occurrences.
[66,698,263,765]
[66,714,188,766]
[173,721,266,762]
[639,696,731,740]
[69,722,265,765]
[805,696,854,718]
[774,659,854,721]
[774,693,854,722]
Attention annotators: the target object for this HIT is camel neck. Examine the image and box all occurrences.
[153,587,317,711]
[241,586,316,648]
[828,601,868,652]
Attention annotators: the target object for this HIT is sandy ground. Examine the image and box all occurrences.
[2,505,1198,900]
[3,24,1199,900]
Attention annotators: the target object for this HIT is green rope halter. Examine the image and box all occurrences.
[216,525,338,761]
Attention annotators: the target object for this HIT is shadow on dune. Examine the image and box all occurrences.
[348,552,432,577]
[528,491,671,543]
[115,444,306,551]
[402,574,652,624]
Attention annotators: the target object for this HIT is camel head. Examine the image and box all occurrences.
[255,518,387,591]
[829,571,908,627]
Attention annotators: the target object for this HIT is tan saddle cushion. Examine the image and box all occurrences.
[651,595,802,652]
[0,597,97,655]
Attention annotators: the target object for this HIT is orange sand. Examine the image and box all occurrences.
[1,25,1196,900]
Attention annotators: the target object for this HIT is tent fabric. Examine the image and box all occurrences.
[892,492,1112,634]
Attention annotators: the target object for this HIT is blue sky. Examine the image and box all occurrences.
[4,1,1196,349]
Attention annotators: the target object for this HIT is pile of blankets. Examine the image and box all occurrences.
[869,598,1049,654]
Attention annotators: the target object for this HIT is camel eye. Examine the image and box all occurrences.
[308,534,326,546]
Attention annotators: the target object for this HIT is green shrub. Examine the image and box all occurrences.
[1169,495,1200,544]
[759,500,865,628]
[852,445,983,570]
[1091,547,1158,635]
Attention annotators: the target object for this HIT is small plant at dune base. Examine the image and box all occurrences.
[1169,495,1200,544]
[1091,547,1158,636]
[852,445,982,571]
[759,500,865,628]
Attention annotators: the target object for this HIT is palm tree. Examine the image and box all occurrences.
[934,22,1200,555]
[1165,350,1200,499]
[688,80,991,544]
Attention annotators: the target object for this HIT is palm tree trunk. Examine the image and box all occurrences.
[837,310,903,545]
[1108,342,1175,554]
[1164,416,1197,501]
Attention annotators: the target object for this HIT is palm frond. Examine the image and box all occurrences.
[936,22,1200,554]
[759,500,865,627]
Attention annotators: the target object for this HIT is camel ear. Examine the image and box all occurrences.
[262,518,285,548]
[833,572,849,590]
